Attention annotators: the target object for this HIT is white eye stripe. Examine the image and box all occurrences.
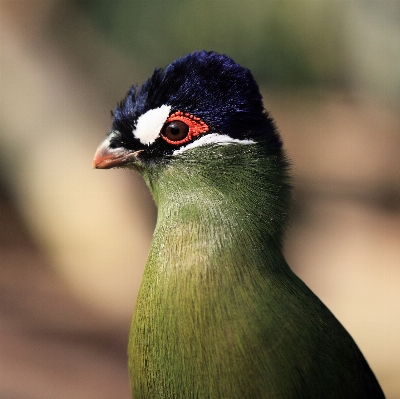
[173,133,255,155]
[133,105,171,145]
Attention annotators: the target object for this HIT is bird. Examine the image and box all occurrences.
[93,51,385,398]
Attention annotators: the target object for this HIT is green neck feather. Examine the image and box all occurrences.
[144,142,291,259]
[129,142,296,397]
[128,142,383,398]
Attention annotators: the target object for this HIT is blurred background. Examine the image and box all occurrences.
[1,1,399,398]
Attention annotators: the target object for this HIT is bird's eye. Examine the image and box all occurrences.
[163,121,189,142]
[161,111,209,145]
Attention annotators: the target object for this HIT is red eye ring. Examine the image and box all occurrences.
[161,111,209,145]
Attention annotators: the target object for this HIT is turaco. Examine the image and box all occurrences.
[93,51,385,399]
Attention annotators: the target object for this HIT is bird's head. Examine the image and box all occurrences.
[93,51,282,170]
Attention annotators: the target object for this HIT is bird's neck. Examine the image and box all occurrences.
[129,143,292,396]
[142,143,292,275]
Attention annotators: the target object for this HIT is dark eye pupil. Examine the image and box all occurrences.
[163,120,189,142]
[169,124,181,136]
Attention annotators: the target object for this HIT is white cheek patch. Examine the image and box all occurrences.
[134,104,171,145]
[173,133,255,155]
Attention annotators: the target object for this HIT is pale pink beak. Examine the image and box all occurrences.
[92,136,140,169]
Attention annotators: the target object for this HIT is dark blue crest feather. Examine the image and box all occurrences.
[112,51,282,151]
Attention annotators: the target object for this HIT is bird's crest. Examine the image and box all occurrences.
[109,51,281,157]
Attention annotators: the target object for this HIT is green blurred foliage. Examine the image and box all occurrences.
[72,0,347,88]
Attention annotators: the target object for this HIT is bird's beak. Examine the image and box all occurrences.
[92,136,141,169]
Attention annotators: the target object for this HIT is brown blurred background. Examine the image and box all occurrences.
[0,1,399,398]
